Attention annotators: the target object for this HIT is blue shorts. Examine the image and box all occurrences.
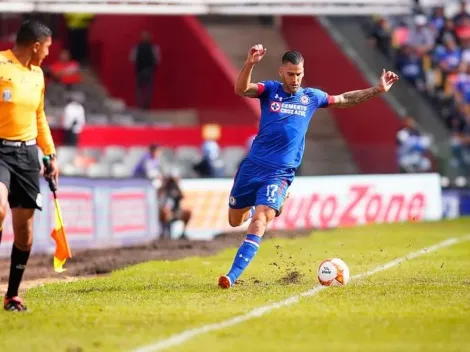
[229,158,294,214]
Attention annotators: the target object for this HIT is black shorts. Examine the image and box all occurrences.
[0,140,42,210]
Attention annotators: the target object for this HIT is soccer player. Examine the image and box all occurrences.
[0,20,59,310]
[218,45,399,289]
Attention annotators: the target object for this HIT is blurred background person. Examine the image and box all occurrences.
[133,144,164,187]
[158,170,192,239]
[193,140,225,178]
[396,116,432,173]
[49,49,82,89]
[62,92,86,147]
[130,31,161,110]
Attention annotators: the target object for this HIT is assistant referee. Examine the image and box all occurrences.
[0,20,59,312]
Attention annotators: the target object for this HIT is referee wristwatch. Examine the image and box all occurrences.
[47,154,57,160]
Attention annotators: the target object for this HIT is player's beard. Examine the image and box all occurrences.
[282,80,299,94]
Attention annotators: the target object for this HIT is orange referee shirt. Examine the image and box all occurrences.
[0,49,55,156]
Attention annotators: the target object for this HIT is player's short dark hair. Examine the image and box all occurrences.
[282,51,304,65]
[15,20,52,46]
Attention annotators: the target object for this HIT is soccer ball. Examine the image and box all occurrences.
[317,258,350,286]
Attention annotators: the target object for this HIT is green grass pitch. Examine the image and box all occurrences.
[1,218,469,352]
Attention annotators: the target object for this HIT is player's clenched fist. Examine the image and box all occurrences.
[246,44,267,65]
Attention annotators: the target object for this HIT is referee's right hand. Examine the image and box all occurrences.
[45,157,59,188]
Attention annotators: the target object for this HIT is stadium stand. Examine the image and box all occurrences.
[361,1,470,176]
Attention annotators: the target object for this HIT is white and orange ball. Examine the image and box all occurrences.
[317,258,350,286]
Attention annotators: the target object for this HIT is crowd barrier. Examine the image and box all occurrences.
[0,177,159,258]
[180,173,443,238]
[441,188,470,219]
[0,173,443,258]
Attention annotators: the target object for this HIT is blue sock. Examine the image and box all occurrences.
[227,234,261,284]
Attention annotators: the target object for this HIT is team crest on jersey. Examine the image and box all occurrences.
[300,95,310,105]
[2,89,11,102]
[270,101,281,112]
[229,196,236,206]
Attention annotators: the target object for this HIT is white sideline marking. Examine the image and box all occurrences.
[132,234,470,352]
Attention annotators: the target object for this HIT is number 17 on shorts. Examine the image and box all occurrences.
[256,180,289,213]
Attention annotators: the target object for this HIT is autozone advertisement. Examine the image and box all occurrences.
[0,174,442,258]
[180,174,442,238]
[0,178,159,258]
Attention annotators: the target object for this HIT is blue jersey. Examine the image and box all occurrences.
[247,80,331,169]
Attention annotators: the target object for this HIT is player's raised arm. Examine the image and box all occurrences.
[234,44,267,97]
[328,69,399,108]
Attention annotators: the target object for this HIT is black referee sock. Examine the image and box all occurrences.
[6,245,30,298]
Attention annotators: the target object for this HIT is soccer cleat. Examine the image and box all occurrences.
[4,296,27,312]
[218,275,232,289]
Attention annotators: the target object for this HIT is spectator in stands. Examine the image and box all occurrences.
[435,18,459,47]
[64,13,94,63]
[396,116,432,173]
[395,43,425,90]
[193,140,225,178]
[133,144,163,185]
[130,31,161,110]
[460,36,470,65]
[453,1,470,27]
[450,111,470,174]
[453,62,470,117]
[391,20,410,51]
[434,34,462,90]
[367,3,470,176]
[430,6,446,35]
[158,170,192,239]
[368,17,392,59]
[62,92,86,147]
[49,49,82,88]
[408,14,435,58]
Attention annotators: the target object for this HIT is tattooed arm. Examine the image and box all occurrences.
[328,70,399,108]
[329,86,384,108]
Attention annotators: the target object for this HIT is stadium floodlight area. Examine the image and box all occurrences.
[0,0,416,15]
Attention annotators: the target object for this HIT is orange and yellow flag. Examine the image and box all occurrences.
[50,198,72,273]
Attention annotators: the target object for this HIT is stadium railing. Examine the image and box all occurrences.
[0,0,414,16]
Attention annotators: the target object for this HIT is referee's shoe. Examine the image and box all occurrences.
[4,296,27,312]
